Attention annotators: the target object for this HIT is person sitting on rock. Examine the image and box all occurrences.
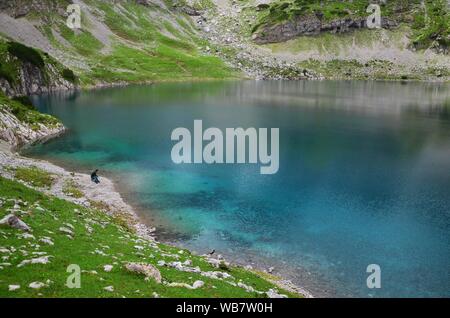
[91,169,100,184]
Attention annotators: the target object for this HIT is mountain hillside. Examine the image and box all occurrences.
[0,0,238,92]
[0,0,449,90]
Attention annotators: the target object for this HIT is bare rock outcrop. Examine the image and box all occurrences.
[252,15,398,44]
[0,58,75,98]
[0,213,31,231]
[0,104,64,148]
[125,262,162,283]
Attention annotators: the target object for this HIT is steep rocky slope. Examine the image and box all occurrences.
[0,40,76,97]
[0,93,64,147]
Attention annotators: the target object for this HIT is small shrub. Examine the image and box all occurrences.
[0,62,15,84]
[62,68,77,83]
[7,42,44,68]
[12,96,35,110]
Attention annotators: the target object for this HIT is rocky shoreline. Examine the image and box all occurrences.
[0,140,156,242]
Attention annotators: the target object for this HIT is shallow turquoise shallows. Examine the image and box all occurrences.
[27,81,450,297]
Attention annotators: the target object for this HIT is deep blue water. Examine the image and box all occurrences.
[27,81,450,297]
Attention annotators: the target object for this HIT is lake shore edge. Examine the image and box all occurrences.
[0,137,314,298]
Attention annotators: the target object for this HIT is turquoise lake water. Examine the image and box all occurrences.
[26,81,450,297]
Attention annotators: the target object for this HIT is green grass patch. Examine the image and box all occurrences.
[0,41,21,85]
[93,0,158,42]
[58,23,103,56]
[14,167,55,189]
[62,179,83,199]
[89,44,236,83]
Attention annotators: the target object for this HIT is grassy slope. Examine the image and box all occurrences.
[0,174,296,298]
[33,0,237,85]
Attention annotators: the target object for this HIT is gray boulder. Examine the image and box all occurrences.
[0,214,31,231]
